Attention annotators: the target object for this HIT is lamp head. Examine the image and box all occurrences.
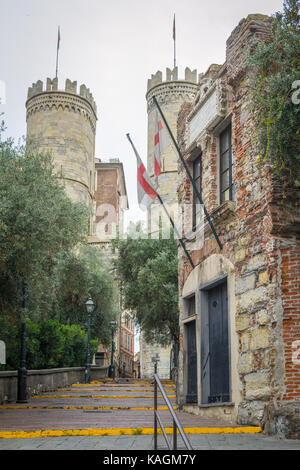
[85,298,95,314]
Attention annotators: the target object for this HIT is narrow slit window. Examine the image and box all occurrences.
[220,125,234,203]
[193,154,202,228]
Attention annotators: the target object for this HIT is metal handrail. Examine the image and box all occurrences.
[153,367,193,450]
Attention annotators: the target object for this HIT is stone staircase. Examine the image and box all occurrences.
[0,378,261,439]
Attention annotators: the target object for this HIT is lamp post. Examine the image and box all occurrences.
[109,320,117,378]
[85,298,95,384]
[17,285,27,403]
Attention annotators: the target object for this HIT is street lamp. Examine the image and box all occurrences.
[85,298,95,384]
[109,320,117,378]
[17,285,27,403]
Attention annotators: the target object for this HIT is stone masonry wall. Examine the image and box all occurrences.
[139,331,171,380]
[176,14,300,436]
[146,70,198,227]
[26,78,97,210]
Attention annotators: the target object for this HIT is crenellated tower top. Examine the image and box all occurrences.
[146,65,199,208]
[25,77,98,210]
[147,66,199,92]
[26,77,97,118]
[146,67,199,113]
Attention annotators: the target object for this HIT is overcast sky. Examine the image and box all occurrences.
[1,0,284,229]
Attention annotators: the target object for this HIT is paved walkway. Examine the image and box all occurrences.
[0,379,299,450]
[0,434,299,450]
[0,379,254,435]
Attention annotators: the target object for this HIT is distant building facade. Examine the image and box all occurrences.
[91,158,129,372]
[118,310,135,378]
[91,158,128,250]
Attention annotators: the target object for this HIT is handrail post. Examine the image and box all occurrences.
[154,361,158,450]
[154,372,193,451]
[173,419,177,450]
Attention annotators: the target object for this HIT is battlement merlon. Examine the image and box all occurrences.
[27,78,97,115]
[147,67,198,92]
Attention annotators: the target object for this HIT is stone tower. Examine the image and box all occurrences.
[146,67,198,228]
[141,67,199,379]
[26,78,97,212]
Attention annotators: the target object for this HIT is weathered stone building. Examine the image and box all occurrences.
[171,14,300,437]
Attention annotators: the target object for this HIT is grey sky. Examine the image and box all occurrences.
[1,0,283,229]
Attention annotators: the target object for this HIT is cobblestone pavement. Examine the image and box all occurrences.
[0,434,299,450]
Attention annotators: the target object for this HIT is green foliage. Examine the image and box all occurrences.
[54,245,119,346]
[0,318,97,370]
[0,139,89,271]
[246,0,300,185]
[0,127,118,369]
[0,130,90,320]
[112,225,179,346]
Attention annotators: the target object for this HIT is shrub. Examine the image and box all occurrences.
[1,318,97,370]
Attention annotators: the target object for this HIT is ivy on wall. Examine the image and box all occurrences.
[246,0,300,186]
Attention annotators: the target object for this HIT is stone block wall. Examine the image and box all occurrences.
[26,78,97,212]
[139,331,171,379]
[146,68,199,220]
[176,14,300,437]
[0,367,108,404]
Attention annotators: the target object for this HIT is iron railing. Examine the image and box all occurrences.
[153,365,193,450]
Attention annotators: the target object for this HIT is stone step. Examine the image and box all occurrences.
[0,378,262,439]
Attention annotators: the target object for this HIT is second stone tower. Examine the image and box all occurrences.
[146,66,198,222]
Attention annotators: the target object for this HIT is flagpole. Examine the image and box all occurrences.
[174,32,176,69]
[152,95,223,250]
[173,14,176,69]
[55,26,60,79]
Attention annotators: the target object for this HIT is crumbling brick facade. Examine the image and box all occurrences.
[176,14,300,437]
[92,158,128,247]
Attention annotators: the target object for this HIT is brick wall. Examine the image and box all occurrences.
[94,167,119,238]
[280,244,300,401]
[95,168,118,220]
